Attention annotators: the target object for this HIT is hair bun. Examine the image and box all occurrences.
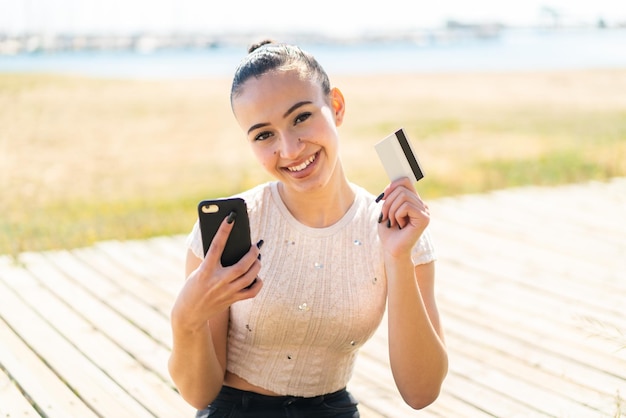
[248,39,276,54]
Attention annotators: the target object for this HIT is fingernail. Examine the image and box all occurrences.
[378,213,383,223]
[375,192,384,203]
[226,211,237,224]
[387,219,391,228]
[256,239,264,249]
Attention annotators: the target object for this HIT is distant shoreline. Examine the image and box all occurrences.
[2,27,626,80]
[1,25,622,56]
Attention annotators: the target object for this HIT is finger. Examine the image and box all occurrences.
[203,212,236,267]
[238,247,260,274]
[238,262,261,291]
[379,185,413,225]
[387,199,410,228]
[206,253,261,308]
[220,241,261,284]
[386,190,425,228]
[240,276,264,298]
[232,257,263,294]
[377,176,418,212]
[386,177,416,196]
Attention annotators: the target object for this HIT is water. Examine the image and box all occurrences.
[1,28,625,79]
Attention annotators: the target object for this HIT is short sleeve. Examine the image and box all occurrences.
[411,227,436,265]
[186,220,204,260]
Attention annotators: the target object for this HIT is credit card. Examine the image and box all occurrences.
[375,128,424,183]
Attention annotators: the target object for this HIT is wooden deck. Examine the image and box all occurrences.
[1,178,625,417]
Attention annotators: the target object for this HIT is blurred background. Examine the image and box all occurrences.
[1,0,626,254]
[2,0,626,76]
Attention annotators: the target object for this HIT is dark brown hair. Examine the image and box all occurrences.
[230,40,331,104]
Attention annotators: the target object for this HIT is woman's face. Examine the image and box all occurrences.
[231,69,345,195]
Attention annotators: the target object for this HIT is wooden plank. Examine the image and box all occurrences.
[22,251,173,381]
[71,244,175,316]
[439,370,537,418]
[121,239,185,284]
[431,220,625,415]
[0,265,102,418]
[0,266,152,417]
[440,296,623,413]
[0,371,37,418]
[445,325,613,414]
[431,217,624,320]
[446,332,606,416]
[39,249,173,348]
[355,316,494,417]
[434,241,625,356]
[420,180,625,417]
[0,326,55,418]
[438,261,626,370]
[432,225,624,337]
[488,181,626,239]
[430,185,626,270]
[145,235,188,268]
[94,239,183,296]
[15,251,195,417]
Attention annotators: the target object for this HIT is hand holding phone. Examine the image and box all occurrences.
[171,199,257,331]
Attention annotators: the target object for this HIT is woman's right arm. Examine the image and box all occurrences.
[168,251,229,409]
[168,217,262,409]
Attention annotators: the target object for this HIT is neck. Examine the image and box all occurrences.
[277,170,355,228]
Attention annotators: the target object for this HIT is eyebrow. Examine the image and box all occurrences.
[247,101,313,135]
[283,101,312,118]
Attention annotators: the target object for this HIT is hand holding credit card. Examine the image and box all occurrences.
[375,128,424,183]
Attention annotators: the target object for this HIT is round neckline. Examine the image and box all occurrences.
[269,182,362,237]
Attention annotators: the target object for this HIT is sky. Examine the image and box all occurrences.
[1,0,625,35]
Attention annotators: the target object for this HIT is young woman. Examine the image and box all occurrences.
[168,40,448,418]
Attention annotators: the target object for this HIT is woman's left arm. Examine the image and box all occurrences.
[385,258,447,409]
[378,178,448,410]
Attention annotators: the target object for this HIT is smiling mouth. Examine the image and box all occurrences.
[286,153,317,172]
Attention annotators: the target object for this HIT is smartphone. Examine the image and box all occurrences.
[197,197,251,266]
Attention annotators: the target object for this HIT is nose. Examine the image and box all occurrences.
[278,133,305,159]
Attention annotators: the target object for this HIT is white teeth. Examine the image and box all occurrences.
[287,154,316,172]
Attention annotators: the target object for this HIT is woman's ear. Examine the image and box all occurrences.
[330,87,346,126]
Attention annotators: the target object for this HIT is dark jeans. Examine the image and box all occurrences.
[196,386,360,418]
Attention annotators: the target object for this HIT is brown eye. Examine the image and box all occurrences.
[254,131,273,142]
[294,112,311,125]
